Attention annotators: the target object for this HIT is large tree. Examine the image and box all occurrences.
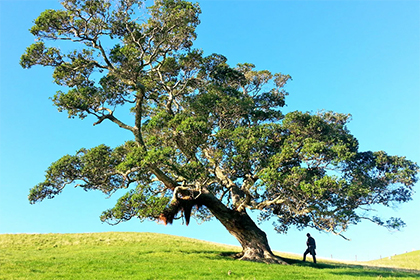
[21,0,418,263]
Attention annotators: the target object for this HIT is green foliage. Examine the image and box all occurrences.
[22,0,418,245]
[100,188,171,224]
[147,0,201,51]
[1,232,419,280]
[20,42,63,68]
[29,9,71,37]
[29,142,145,204]
[115,144,145,173]
[52,87,103,118]
[256,111,417,234]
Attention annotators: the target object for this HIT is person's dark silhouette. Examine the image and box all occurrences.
[303,233,316,263]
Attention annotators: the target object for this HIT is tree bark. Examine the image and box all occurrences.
[198,191,288,264]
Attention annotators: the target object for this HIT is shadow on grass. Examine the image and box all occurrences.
[182,249,420,279]
[280,256,420,278]
[179,250,233,260]
[219,251,239,258]
[216,252,420,278]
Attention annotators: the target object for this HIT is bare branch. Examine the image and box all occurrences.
[92,110,135,133]
[255,196,286,210]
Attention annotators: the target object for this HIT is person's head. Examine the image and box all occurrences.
[307,233,311,237]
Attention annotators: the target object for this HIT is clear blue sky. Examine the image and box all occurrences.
[0,0,419,262]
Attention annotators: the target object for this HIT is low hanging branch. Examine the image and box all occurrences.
[159,186,204,226]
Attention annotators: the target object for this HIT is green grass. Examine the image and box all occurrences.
[364,250,420,270]
[0,232,419,280]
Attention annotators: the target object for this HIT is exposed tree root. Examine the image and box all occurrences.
[232,251,289,265]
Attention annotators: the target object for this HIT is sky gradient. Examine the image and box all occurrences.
[1,0,419,261]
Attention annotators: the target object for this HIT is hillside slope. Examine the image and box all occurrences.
[364,250,420,270]
[0,232,418,280]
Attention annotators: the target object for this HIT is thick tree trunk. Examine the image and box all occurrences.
[199,191,288,264]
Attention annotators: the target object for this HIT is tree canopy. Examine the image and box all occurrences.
[22,0,418,263]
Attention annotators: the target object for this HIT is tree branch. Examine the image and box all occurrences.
[92,110,135,133]
[256,195,286,210]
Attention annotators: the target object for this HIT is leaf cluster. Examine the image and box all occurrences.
[24,0,418,236]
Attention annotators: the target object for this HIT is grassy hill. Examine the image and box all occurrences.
[364,250,420,270]
[0,232,419,280]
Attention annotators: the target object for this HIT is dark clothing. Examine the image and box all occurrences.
[303,235,317,263]
[304,246,316,256]
[306,236,316,253]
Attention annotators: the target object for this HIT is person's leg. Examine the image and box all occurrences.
[310,248,317,263]
[303,249,309,261]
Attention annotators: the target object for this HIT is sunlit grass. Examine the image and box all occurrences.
[364,250,420,270]
[0,232,418,279]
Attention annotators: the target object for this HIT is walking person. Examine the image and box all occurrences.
[303,233,317,263]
